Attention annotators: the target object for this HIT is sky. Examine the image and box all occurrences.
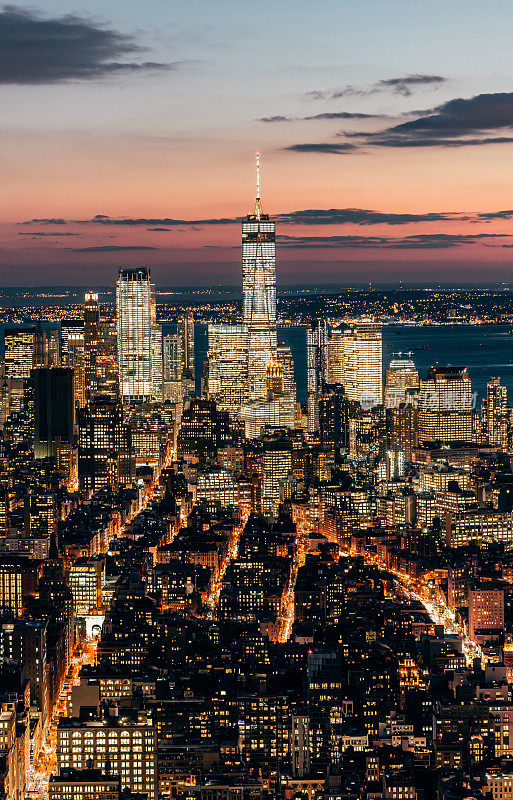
[3,0,513,285]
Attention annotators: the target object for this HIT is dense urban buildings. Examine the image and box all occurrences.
[4,168,513,800]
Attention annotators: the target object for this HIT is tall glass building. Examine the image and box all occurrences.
[242,155,277,398]
[116,268,163,404]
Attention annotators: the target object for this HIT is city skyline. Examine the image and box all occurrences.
[3,0,513,284]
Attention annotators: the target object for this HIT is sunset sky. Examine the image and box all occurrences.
[3,0,513,285]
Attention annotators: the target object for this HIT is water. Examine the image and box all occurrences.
[196,324,513,406]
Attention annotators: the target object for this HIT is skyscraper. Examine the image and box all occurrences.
[78,396,134,494]
[481,377,509,449]
[242,155,277,398]
[61,323,85,408]
[177,312,195,394]
[418,366,474,444]
[207,324,249,415]
[32,367,75,460]
[384,356,419,408]
[307,319,328,434]
[163,333,184,403]
[163,314,195,402]
[4,327,35,379]
[327,323,382,408]
[116,268,163,404]
[84,291,100,400]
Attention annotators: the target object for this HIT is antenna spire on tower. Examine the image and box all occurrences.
[254,152,261,219]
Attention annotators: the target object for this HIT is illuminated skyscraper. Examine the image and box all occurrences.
[163,314,195,402]
[384,356,419,408]
[177,312,195,394]
[327,323,382,408]
[418,366,474,444]
[4,327,35,379]
[61,323,85,408]
[84,291,100,400]
[207,324,249,415]
[116,268,163,404]
[34,321,47,368]
[242,154,277,398]
[307,319,328,433]
[481,377,509,449]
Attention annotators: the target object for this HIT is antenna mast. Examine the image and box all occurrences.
[255,151,261,219]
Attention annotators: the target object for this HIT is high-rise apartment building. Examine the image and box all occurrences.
[116,268,163,404]
[328,323,382,407]
[481,377,509,449]
[384,357,419,408]
[307,319,328,434]
[242,155,277,398]
[4,327,35,379]
[418,367,474,444]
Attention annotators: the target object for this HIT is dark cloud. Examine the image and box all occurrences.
[305,74,446,101]
[259,111,382,122]
[278,232,508,250]
[284,142,357,154]
[357,92,513,147]
[374,74,446,97]
[275,208,463,226]
[147,227,171,231]
[68,245,159,252]
[0,5,173,84]
[477,210,513,221]
[17,231,79,236]
[289,92,513,151]
[19,218,67,225]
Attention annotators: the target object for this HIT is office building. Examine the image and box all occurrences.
[97,319,119,397]
[61,322,86,408]
[4,327,35,379]
[69,557,105,618]
[481,377,509,449]
[33,367,75,459]
[48,329,60,367]
[207,324,250,415]
[57,710,157,799]
[163,333,183,403]
[469,585,504,644]
[84,291,100,400]
[307,319,328,434]
[384,357,419,408]
[328,323,382,407]
[116,268,163,404]
[242,155,277,398]
[177,312,195,394]
[318,385,352,455]
[418,367,474,444]
[78,397,134,494]
[34,321,47,368]
[49,769,121,800]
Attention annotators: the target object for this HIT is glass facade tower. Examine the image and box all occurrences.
[242,155,277,398]
[116,267,163,404]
